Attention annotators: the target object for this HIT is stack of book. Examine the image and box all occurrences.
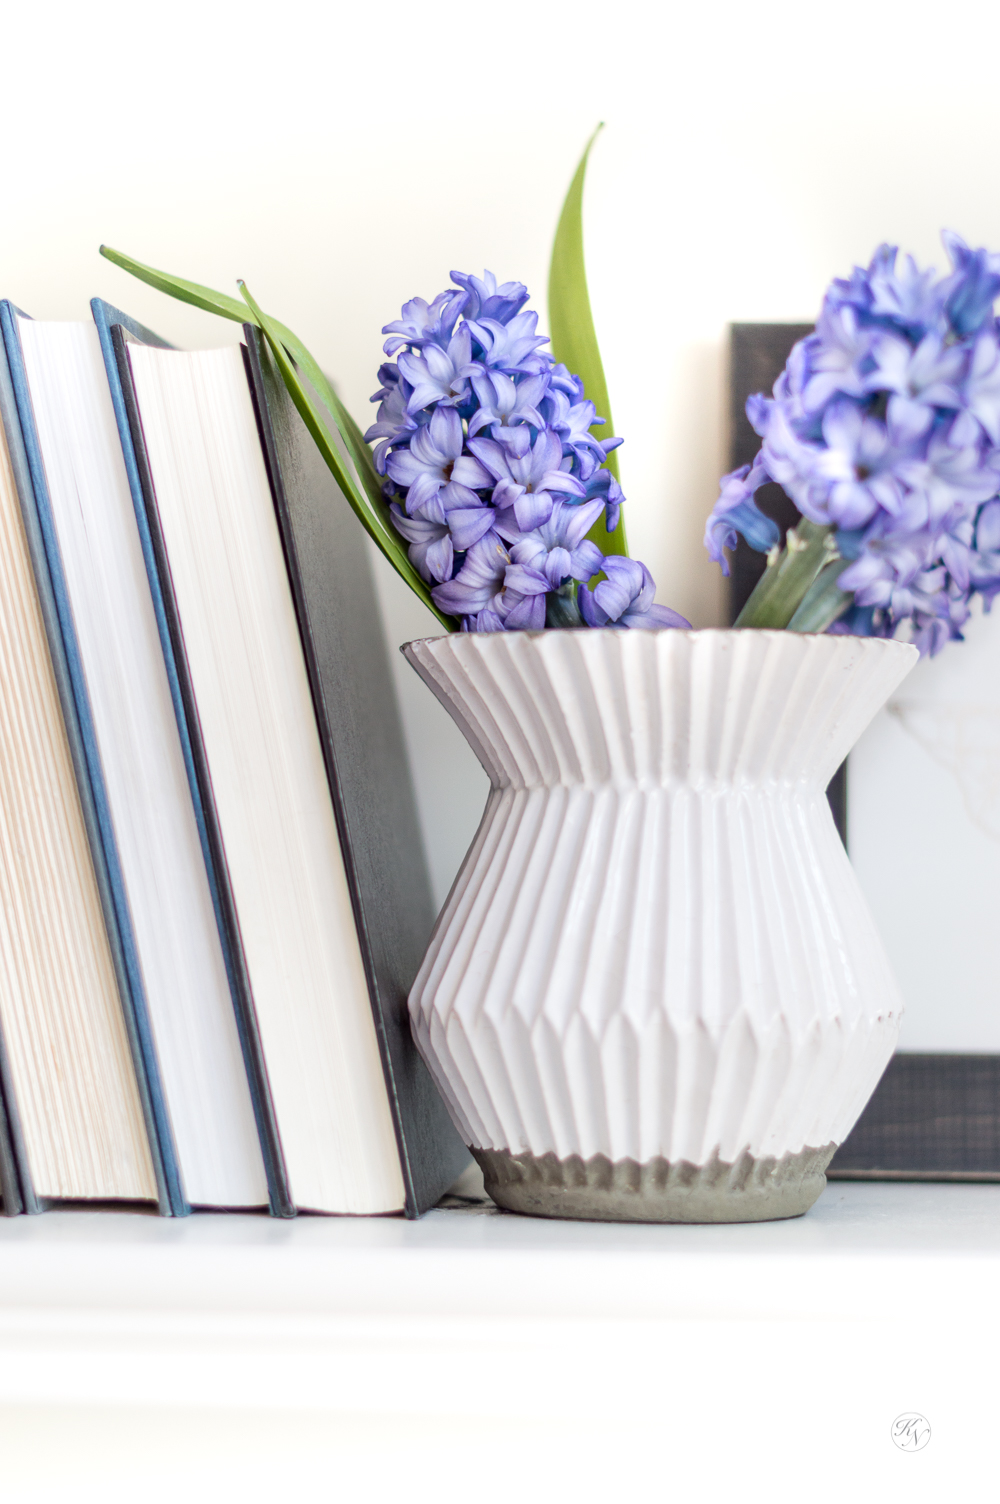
[0,299,467,1218]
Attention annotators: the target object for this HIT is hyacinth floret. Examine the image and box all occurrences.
[368,269,690,633]
[579,557,691,631]
[704,231,1000,653]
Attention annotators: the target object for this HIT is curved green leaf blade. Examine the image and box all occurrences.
[102,244,387,513]
[238,281,455,631]
[100,245,250,323]
[547,125,627,557]
[102,245,455,629]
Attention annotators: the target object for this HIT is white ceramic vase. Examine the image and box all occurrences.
[403,628,918,1223]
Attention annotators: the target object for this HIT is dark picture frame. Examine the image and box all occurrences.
[729,324,1000,1181]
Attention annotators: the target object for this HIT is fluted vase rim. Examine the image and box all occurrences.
[401,626,920,665]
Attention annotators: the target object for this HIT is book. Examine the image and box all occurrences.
[0,304,268,1214]
[0,317,159,1211]
[92,299,280,1213]
[0,1062,22,1214]
[242,326,469,1215]
[114,320,468,1215]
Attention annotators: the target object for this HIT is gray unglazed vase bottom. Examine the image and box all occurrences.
[472,1144,838,1224]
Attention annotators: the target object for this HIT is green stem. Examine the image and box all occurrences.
[546,581,584,629]
[735,520,839,630]
[787,560,853,634]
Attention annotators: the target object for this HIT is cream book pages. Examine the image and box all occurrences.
[849,600,1000,1051]
[127,343,405,1214]
[19,319,267,1210]
[0,391,155,1201]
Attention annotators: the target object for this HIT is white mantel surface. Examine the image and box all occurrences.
[0,1181,995,1502]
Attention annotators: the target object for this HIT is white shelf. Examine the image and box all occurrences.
[0,1181,994,1502]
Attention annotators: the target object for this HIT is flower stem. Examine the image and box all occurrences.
[734,520,840,630]
[546,581,584,629]
[786,559,853,634]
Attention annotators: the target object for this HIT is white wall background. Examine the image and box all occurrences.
[5,0,1000,912]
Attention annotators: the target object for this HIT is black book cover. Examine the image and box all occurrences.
[0,1065,22,1214]
[727,323,814,622]
[727,323,847,843]
[242,327,469,1215]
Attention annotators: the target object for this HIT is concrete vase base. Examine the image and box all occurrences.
[473,1144,837,1224]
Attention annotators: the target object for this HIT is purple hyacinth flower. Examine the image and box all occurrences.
[467,370,548,437]
[543,388,621,476]
[469,427,586,532]
[971,498,1000,608]
[579,556,691,630]
[942,230,1000,337]
[863,330,965,423]
[508,498,606,587]
[836,532,932,609]
[800,306,872,414]
[429,533,549,632]
[807,401,908,529]
[898,409,1000,530]
[389,504,453,584]
[704,457,780,573]
[866,245,946,334]
[547,363,586,401]
[449,270,529,326]
[937,511,976,592]
[465,311,550,375]
[580,467,625,533]
[493,562,550,630]
[432,532,510,617]
[386,406,492,520]
[445,504,498,551]
[382,289,468,356]
[398,325,474,412]
[826,247,885,318]
[963,331,1000,444]
[364,364,425,474]
[462,608,507,632]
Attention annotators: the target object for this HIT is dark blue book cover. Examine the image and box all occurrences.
[101,309,293,1218]
[0,301,183,1216]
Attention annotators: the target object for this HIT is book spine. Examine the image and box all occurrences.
[110,324,294,1219]
[0,338,47,1215]
[0,1027,23,1214]
[0,302,185,1217]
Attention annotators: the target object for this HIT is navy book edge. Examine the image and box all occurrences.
[0,302,184,1216]
[107,317,293,1218]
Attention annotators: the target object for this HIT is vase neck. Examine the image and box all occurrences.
[403,629,918,792]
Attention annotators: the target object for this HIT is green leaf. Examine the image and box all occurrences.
[547,125,627,558]
[237,281,456,631]
[101,245,456,630]
[100,245,250,324]
[106,244,387,515]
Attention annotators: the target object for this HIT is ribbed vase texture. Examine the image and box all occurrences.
[403,629,917,1221]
